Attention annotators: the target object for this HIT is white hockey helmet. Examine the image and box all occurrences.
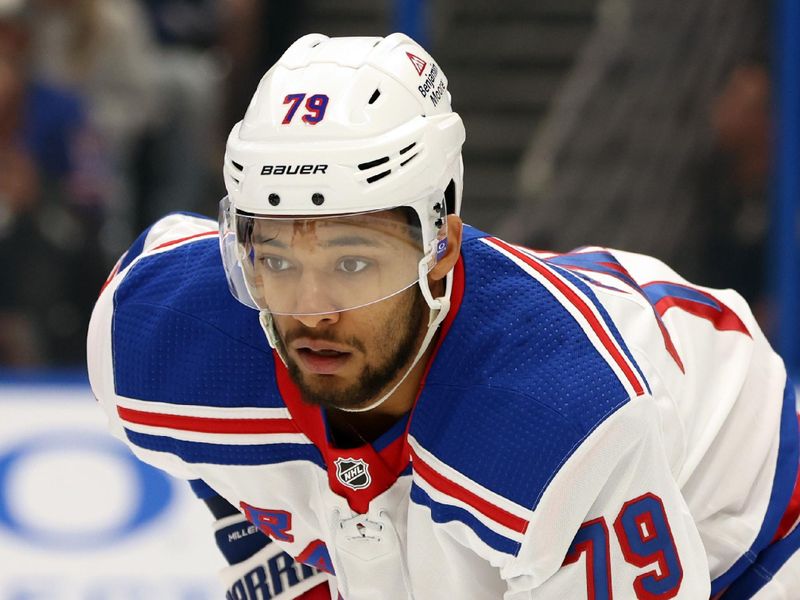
[219,32,466,317]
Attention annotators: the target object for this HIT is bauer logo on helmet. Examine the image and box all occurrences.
[260,164,328,176]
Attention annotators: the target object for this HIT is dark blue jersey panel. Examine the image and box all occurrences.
[411,235,633,510]
[547,260,650,395]
[112,237,283,408]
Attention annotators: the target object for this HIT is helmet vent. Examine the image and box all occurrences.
[366,170,391,184]
[399,142,416,155]
[231,176,241,185]
[231,160,244,172]
[358,156,389,170]
[368,89,381,104]
[400,153,418,168]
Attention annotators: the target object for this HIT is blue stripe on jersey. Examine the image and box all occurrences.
[112,237,284,408]
[372,413,410,453]
[410,483,520,555]
[125,429,326,469]
[548,261,651,395]
[643,283,722,311]
[411,236,631,511]
[711,380,800,595]
[547,251,640,290]
[719,523,800,599]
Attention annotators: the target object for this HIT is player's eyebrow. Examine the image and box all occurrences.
[253,234,386,249]
[318,235,383,248]
[253,236,287,248]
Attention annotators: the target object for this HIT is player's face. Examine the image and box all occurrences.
[261,210,428,410]
[271,273,427,411]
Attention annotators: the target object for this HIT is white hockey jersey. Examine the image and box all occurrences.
[87,214,800,599]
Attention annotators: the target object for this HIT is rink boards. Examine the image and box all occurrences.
[0,379,224,600]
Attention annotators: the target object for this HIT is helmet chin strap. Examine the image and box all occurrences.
[260,311,288,364]
[338,264,452,414]
[258,261,454,414]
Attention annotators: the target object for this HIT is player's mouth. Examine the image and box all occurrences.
[292,339,353,375]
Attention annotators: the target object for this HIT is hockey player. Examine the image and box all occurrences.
[88,33,800,599]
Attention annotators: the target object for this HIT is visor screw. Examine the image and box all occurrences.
[432,202,442,213]
[312,193,325,206]
[268,193,281,206]
[435,218,444,228]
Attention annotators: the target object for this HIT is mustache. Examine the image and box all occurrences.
[283,326,367,353]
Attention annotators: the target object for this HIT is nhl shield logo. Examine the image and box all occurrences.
[334,457,371,490]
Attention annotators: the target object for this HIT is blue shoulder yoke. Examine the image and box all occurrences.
[111,236,282,408]
[410,230,636,511]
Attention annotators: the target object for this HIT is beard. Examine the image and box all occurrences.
[275,288,428,411]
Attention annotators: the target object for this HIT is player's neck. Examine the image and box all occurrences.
[325,280,446,447]
[325,326,436,447]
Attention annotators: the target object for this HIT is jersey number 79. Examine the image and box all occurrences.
[563,492,683,599]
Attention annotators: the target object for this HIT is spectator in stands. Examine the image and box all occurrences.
[0,53,42,366]
[134,0,225,228]
[0,1,109,366]
[29,0,161,253]
[703,61,771,310]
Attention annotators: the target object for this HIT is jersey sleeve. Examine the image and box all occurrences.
[598,248,799,593]
[538,244,799,594]
[87,213,221,480]
[501,395,711,598]
[405,394,711,599]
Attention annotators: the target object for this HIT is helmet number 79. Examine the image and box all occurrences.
[282,93,329,125]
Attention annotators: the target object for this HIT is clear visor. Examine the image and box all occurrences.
[219,197,436,315]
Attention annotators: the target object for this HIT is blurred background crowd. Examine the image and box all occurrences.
[0,0,772,371]
[0,0,305,367]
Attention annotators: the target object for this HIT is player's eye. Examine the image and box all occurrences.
[261,255,295,272]
[336,257,371,274]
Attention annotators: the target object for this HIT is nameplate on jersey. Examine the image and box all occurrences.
[334,457,371,490]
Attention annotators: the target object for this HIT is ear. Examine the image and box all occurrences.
[429,214,463,281]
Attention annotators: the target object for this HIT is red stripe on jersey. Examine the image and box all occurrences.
[153,230,218,251]
[117,406,299,434]
[410,447,528,534]
[652,295,751,337]
[487,238,645,397]
[600,260,629,275]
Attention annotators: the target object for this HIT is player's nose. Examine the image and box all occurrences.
[290,272,340,328]
[293,310,339,328]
